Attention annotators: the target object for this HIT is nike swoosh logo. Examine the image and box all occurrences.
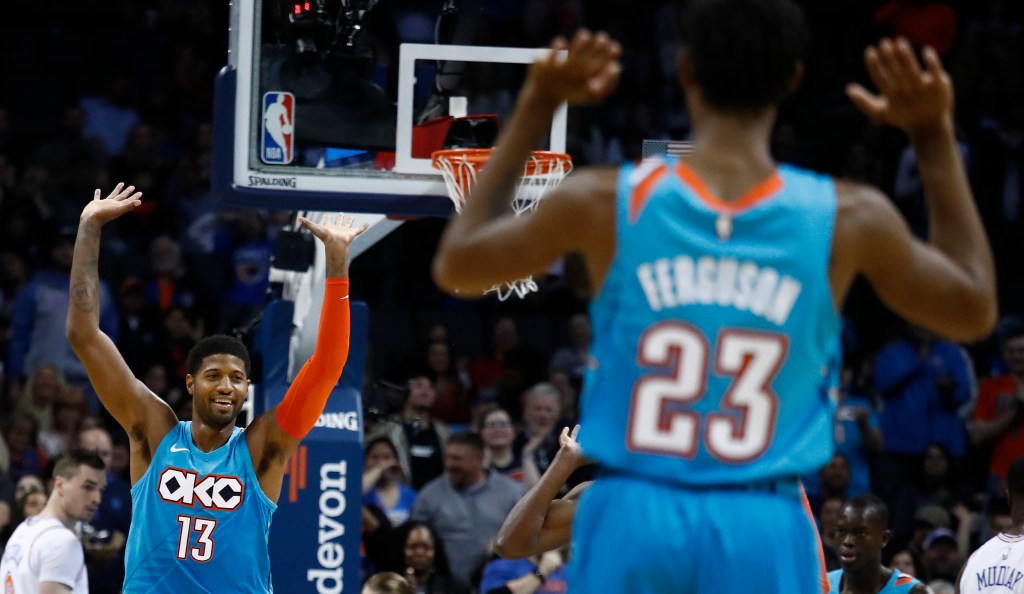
[339,295,349,300]
[170,445,189,453]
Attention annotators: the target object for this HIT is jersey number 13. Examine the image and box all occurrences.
[176,514,217,562]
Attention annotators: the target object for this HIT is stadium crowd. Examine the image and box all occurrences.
[0,0,1023,593]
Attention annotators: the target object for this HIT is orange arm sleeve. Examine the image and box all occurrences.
[275,278,350,438]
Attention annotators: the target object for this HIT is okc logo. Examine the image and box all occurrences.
[158,467,244,511]
[262,91,295,165]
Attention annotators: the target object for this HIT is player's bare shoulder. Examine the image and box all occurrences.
[830,178,907,301]
[543,165,619,289]
[908,583,933,594]
[833,178,901,238]
[546,165,618,218]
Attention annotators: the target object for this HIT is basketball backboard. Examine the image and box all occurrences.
[213,0,568,217]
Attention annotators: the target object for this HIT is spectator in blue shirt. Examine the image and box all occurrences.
[363,436,418,528]
[835,361,884,497]
[804,361,883,502]
[9,227,118,408]
[872,325,974,506]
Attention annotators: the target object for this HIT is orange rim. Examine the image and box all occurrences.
[431,148,571,176]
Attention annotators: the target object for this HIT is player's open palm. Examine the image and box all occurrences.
[298,213,369,249]
[846,37,954,136]
[81,183,143,225]
[529,29,622,106]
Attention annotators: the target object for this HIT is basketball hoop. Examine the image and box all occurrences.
[432,148,572,301]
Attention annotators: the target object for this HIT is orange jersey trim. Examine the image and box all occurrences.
[628,162,669,223]
[894,576,915,586]
[800,484,830,594]
[674,161,783,213]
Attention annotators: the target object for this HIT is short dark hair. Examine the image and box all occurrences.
[682,0,808,110]
[390,521,454,578]
[407,366,435,383]
[4,413,39,440]
[446,431,484,454]
[844,493,890,527]
[53,448,105,479]
[364,436,400,462]
[988,495,1011,518]
[482,407,511,424]
[1008,457,1024,500]
[186,334,251,377]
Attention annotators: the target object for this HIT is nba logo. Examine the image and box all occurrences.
[262,92,295,165]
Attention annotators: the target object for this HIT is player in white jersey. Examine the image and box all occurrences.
[959,457,1024,594]
[0,450,106,594]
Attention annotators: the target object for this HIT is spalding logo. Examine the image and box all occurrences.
[314,412,359,432]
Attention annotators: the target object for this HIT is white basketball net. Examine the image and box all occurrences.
[435,151,572,301]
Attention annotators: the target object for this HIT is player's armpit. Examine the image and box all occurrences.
[432,167,617,297]
[836,182,996,342]
[38,582,73,594]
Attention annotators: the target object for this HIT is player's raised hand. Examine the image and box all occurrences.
[846,38,954,136]
[297,213,369,249]
[80,183,143,225]
[559,424,581,450]
[555,424,586,469]
[527,29,622,106]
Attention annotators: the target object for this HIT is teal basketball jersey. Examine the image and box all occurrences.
[124,422,277,593]
[828,568,923,593]
[580,159,841,485]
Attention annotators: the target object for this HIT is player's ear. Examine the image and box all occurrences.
[881,528,892,548]
[185,374,195,395]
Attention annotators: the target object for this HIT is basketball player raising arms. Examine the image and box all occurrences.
[66,187,366,593]
[432,0,996,591]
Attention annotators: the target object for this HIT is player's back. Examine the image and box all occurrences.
[580,158,840,485]
[1,516,88,594]
[124,421,276,593]
[827,568,922,593]
[960,533,1024,593]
